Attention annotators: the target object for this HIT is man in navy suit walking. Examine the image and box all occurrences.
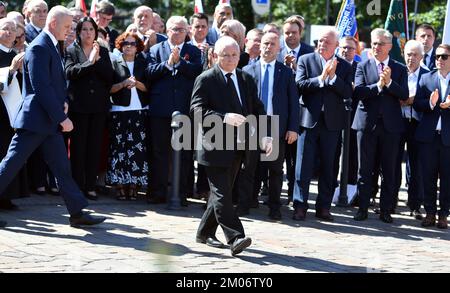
[413,44,450,229]
[0,6,105,228]
[353,29,409,223]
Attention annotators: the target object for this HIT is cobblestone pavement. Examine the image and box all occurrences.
[0,180,449,273]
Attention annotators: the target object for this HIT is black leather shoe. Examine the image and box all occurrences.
[292,207,306,221]
[0,219,6,228]
[69,211,106,228]
[410,209,423,220]
[268,209,282,220]
[230,237,252,256]
[196,236,225,248]
[315,209,334,222]
[0,200,19,211]
[379,211,393,223]
[354,209,368,221]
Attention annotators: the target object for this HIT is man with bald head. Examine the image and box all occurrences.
[0,6,106,228]
[191,36,271,256]
[292,28,353,222]
[206,3,233,45]
[243,32,299,220]
[132,5,166,52]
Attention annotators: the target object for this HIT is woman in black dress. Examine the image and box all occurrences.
[107,32,149,200]
[65,17,113,200]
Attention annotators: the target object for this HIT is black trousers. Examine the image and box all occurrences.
[419,133,450,217]
[357,121,401,211]
[232,150,259,209]
[284,140,297,199]
[394,118,423,210]
[69,112,106,192]
[149,116,190,199]
[197,151,245,244]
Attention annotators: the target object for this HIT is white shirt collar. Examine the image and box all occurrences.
[409,66,420,78]
[286,43,301,55]
[168,40,184,51]
[375,56,390,66]
[260,58,276,68]
[43,29,58,47]
[0,43,11,53]
[438,71,450,81]
[191,38,206,47]
[30,22,43,33]
[219,66,237,78]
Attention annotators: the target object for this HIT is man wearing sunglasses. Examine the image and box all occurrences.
[353,28,409,224]
[413,44,450,229]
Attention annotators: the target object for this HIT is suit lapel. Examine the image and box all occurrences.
[314,52,323,72]
[236,71,248,114]
[43,33,65,78]
[273,62,282,106]
[253,61,262,98]
[369,59,379,82]
[161,41,171,62]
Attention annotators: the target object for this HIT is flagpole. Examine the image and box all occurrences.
[411,0,419,39]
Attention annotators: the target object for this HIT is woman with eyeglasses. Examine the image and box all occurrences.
[107,32,149,201]
[0,18,29,210]
[65,16,113,201]
[12,22,26,53]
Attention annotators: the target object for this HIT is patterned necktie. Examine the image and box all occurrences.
[378,62,384,76]
[261,64,270,112]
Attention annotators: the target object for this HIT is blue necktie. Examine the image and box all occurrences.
[261,64,270,111]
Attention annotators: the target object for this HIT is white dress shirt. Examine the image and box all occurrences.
[402,66,421,121]
[432,71,450,131]
[260,59,276,116]
[219,67,242,105]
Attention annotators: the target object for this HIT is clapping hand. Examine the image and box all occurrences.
[284,54,297,71]
[379,66,392,88]
[440,95,450,109]
[168,46,180,66]
[262,137,273,156]
[430,89,440,108]
[89,41,100,63]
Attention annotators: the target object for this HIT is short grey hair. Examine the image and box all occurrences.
[133,6,152,19]
[45,5,72,27]
[404,40,425,56]
[220,19,246,50]
[166,16,188,29]
[28,0,48,11]
[0,18,16,29]
[215,36,240,55]
[371,28,393,43]
[319,27,339,41]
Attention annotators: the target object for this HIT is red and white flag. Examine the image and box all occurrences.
[218,0,230,4]
[194,0,204,13]
[75,0,87,16]
[90,0,98,19]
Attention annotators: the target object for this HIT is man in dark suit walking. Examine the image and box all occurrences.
[292,28,353,221]
[0,6,105,228]
[353,29,409,223]
[191,36,272,256]
[243,32,299,220]
[413,44,450,229]
[146,16,202,205]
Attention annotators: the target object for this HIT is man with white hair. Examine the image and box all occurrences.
[353,28,409,223]
[145,16,202,206]
[25,0,47,43]
[191,36,271,256]
[132,5,166,52]
[292,28,353,222]
[206,3,233,45]
[0,6,106,228]
[393,40,429,220]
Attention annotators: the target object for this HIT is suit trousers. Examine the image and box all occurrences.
[357,120,401,211]
[197,151,245,244]
[293,114,340,210]
[69,112,107,192]
[419,134,450,217]
[284,140,297,198]
[0,129,88,215]
[394,118,423,211]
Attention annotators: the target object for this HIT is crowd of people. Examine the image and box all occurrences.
[0,0,449,254]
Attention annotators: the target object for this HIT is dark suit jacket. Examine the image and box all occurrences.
[146,41,202,117]
[352,58,409,133]
[190,65,266,167]
[425,48,436,71]
[413,70,450,146]
[243,60,300,136]
[206,27,220,45]
[111,53,149,107]
[14,32,67,134]
[296,53,353,131]
[65,42,114,113]
[25,24,41,44]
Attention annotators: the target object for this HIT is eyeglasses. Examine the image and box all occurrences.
[170,27,187,33]
[122,41,137,47]
[436,54,449,61]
